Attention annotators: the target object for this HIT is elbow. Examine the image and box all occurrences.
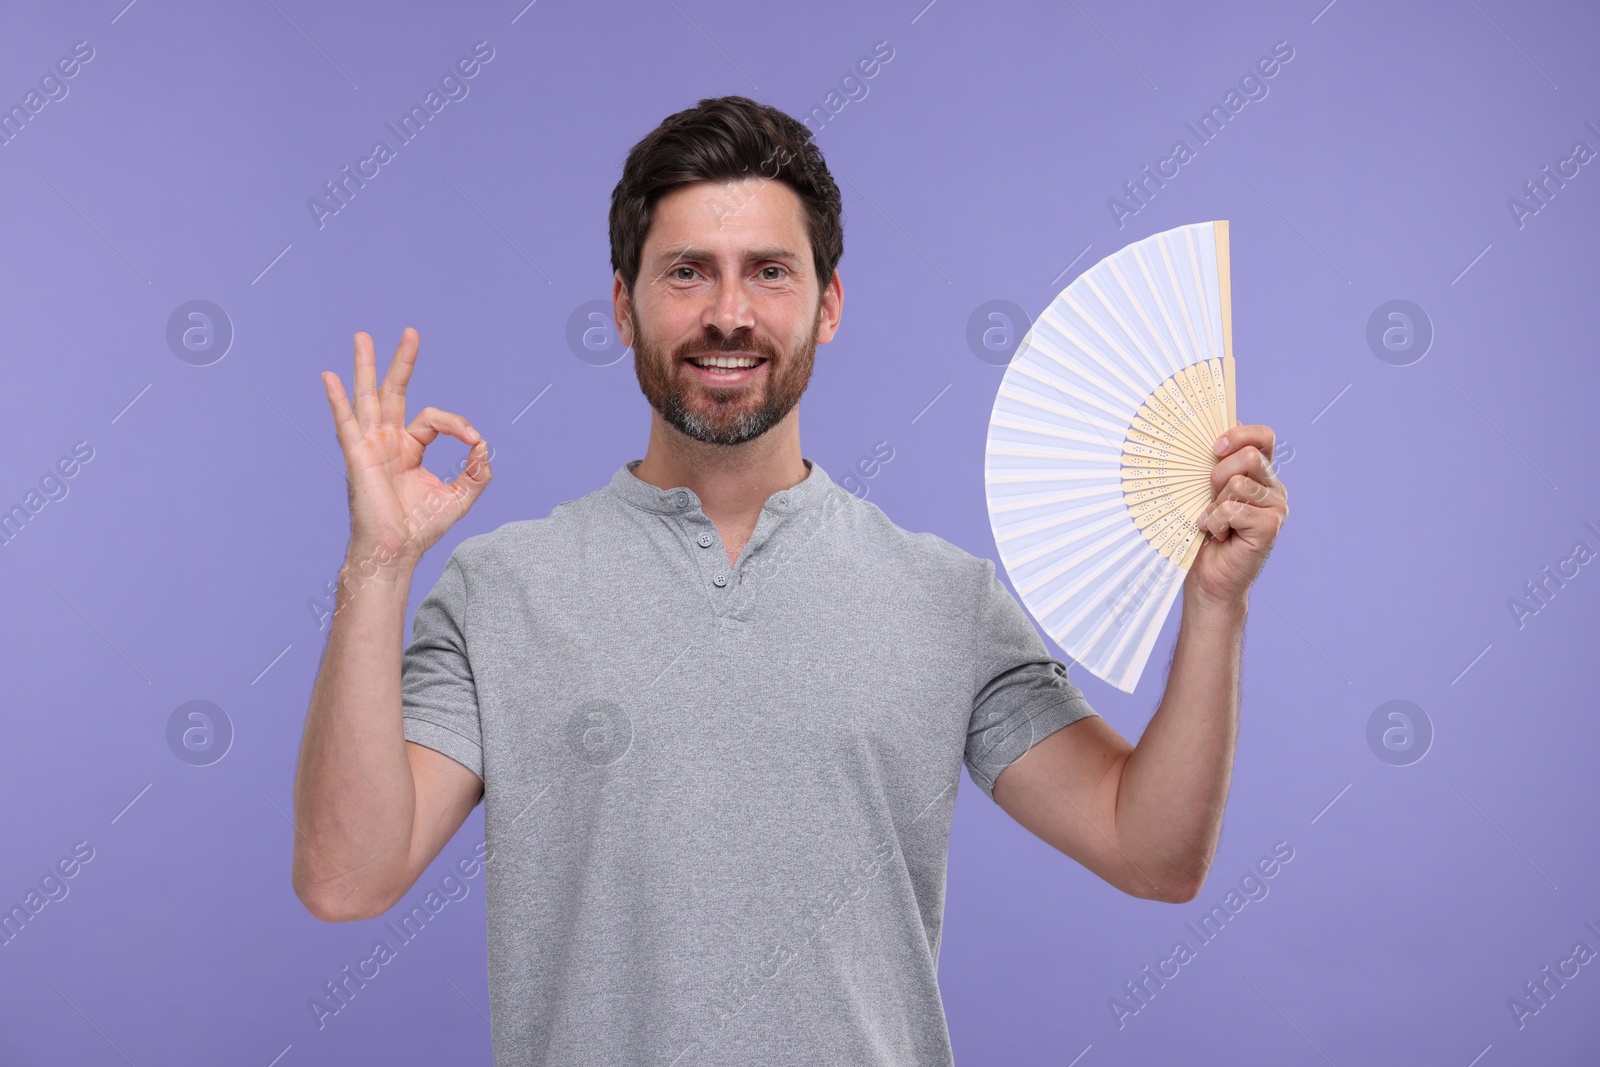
[1122,862,1208,904]
[296,884,388,923]
[1125,877,1201,905]
[1159,879,1203,905]
[293,865,391,923]
[1157,862,1211,904]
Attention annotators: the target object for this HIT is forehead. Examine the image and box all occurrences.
[643,177,808,259]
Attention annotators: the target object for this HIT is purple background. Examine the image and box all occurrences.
[3,0,1597,1063]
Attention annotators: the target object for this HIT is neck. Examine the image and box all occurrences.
[630,410,808,529]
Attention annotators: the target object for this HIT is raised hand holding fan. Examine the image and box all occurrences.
[983,220,1238,694]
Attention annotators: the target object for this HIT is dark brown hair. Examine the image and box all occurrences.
[608,95,844,300]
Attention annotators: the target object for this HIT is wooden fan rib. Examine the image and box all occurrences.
[1129,400,1202,450]
[1131,402,1219,468]
[1121,439,1221,474]
[1180,362,1225,455]
[1132,489,1203,547]
[1146,379,1222,464]
[1127,481,1211,528]
[1127,409,1217,466]
[1204,359,1230,438]
[1194,359,1226,448]
[1120,470,1210,491]
[1120,429,1217,466]
[1123,475,1210,506]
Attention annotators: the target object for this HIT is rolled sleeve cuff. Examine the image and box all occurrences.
[403,715,485,783]
[967,694,1099,802]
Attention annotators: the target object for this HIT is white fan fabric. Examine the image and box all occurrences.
[983,220,1235,693]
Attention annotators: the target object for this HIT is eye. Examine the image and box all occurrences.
[671,266,699,281]
[759,266,787,280]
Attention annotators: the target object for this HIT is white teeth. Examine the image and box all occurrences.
[691,356,761,368]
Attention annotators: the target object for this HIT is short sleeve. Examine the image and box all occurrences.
[964,559,1099,802]
[401,550,485,784]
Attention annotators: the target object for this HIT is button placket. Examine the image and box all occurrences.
[678,513,733,597]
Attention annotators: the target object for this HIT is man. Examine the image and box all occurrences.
[293,95,1287,1065]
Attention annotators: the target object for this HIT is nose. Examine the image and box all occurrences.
[702,276,756,339]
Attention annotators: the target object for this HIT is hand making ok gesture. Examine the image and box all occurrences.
[320,327,492,573]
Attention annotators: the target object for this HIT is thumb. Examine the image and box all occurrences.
[450,439,493,507]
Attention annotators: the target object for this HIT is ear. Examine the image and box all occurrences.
[815,268,843,344]
[612,271,635,348]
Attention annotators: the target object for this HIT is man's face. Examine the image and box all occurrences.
[616,176,840,447]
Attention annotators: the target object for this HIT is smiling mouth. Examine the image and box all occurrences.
[684,354,768,381]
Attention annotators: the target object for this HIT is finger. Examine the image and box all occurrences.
[1213,423,1275,466]
[1198,499,1240,541]
[406,406,482,451]
[1214,472,1283,511]
[1209,443,1281,498]
[380,327,420,429]
[353,332,381,432]
[321,370,362,456]
[1200,499,1282,544]
[453,438,493,496]
[429,441,493,526]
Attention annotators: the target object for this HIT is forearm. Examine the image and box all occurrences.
[1113,585,1246,895]
[291,548,419,920]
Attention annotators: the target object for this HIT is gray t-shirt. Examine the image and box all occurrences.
[401,457,1099,1066]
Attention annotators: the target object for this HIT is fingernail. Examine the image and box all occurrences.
[1213,435,1228,454]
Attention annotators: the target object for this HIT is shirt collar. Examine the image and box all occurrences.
[608,457,836,517]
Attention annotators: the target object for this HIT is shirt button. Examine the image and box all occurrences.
[674,491,690,508]
[697,532,714,548]
[713,574,728,587]
[775,493,789,508]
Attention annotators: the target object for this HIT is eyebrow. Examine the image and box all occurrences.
[651,246,804,269]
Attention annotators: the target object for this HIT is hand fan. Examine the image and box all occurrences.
[983,220,1236,694]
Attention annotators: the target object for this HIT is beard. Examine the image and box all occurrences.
[630,305,819,448]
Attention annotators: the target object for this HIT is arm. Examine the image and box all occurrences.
[291,553,484,922]
[991,424,1287,904]
[291,327,492,922]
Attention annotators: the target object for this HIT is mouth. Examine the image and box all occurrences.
[683,353,768,387]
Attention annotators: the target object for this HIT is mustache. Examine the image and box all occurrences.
[672,335,780,361]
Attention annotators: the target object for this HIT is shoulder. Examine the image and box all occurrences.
[442,480,613,575]
[831,490,996,590]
